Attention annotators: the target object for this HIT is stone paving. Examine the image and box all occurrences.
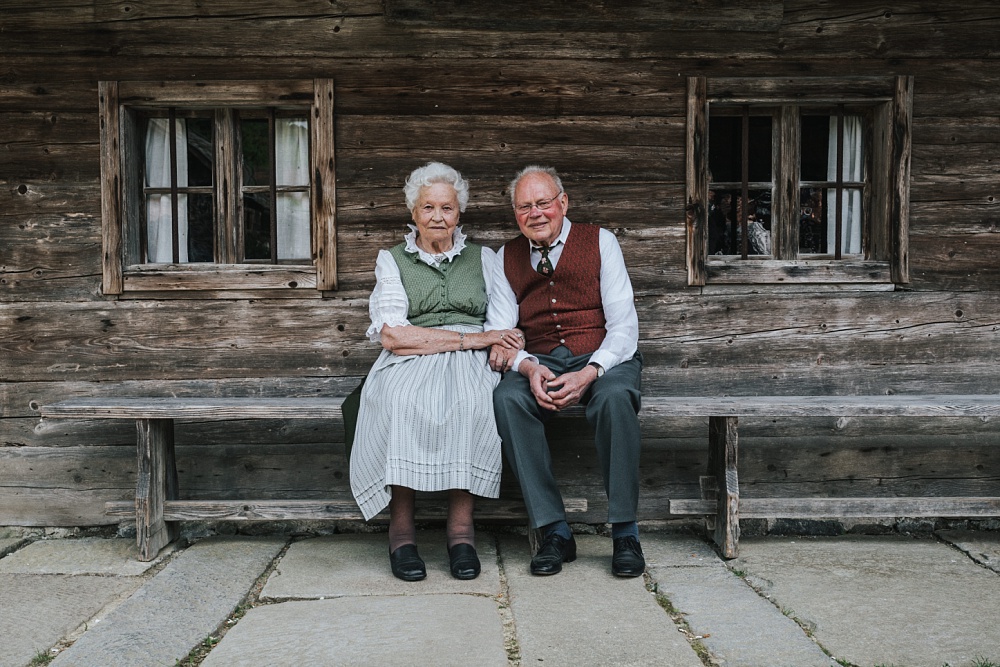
[1,528,998,667]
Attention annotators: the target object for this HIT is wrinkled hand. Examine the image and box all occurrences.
[490,329,524,350]
[486,329,524,372]
[489,345,518,372]
[522,360,560,411]
[537,367,598,411]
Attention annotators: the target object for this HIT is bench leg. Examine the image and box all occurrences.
[135,418,178,561]
[708,416,740,559]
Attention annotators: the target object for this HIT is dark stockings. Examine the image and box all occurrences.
[446,489,476,549]
[388,486,476,551]
[387,485,416,553]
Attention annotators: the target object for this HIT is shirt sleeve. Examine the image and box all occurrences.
[588,228,639,371]
[484,246,538,372]
[366,249,411,343]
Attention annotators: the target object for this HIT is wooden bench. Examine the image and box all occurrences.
[40,394,1000,561]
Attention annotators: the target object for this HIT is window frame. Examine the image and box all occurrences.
[685,76,912,287]
[99,79,337,296]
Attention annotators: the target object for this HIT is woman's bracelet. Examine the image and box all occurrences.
[459,332,465,351]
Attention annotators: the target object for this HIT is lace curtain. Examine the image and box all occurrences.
[145,119,188,263]
[827,115,863,255]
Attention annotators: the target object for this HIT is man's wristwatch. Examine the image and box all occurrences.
[588,362,605,378]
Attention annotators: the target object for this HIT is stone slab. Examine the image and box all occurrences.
[501,534,703,667]
[938,529,1000,573]
[50,536,285,667]
[201,595,508,667]
[0,537,167,576]
[261,531,500,600]
[731,535,1000,667]
[0,574,138,667]
[643,533,835,667]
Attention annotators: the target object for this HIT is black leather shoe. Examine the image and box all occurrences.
[389,544,426,581]
[611,536,645,577]
[530,533,577,575]
[448,543,481,580]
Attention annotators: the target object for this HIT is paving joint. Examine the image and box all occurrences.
[643,571,717,666]
[178,537,292,666]
[494,533,523,666]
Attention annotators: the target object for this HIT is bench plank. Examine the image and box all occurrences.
[105,497,589,522]
[41,394,1000,421]
[641,395,1000,418]
[40,397,346,420]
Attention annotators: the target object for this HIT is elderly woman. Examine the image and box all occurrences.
[350,162,522,581]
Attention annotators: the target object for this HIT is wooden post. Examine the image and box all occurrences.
[708,416,740,558]
[135,418,178,561]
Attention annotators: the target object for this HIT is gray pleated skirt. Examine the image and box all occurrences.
[350,324,503,521]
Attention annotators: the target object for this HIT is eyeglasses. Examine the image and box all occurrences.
[514,191,563,215]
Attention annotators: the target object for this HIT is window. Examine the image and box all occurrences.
[686,76,912,286]
[99,80,337,295]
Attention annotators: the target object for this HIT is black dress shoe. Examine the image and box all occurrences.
[530,533,577,576]
[389,544,426,581]
[448,543,481,580]
[611,536,645,577]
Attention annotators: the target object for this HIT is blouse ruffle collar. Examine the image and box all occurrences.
[404,224,468,266]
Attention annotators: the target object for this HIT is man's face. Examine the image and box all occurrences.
[513,172,568,247]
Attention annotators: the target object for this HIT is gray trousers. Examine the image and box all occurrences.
[493,346,643,530]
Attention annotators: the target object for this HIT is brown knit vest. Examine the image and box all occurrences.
[503,223,606,356]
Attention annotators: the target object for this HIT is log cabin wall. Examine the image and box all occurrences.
[1,1,998,527]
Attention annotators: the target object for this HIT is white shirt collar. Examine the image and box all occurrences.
[529,217,572,250]
[404,225,468,266]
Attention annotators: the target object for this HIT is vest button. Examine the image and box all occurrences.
[555,324,561,329]
[549,281,555,286]
[559,338,565,344]
[551,298,556,303]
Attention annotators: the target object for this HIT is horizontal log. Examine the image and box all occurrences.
[670,497,1000,518]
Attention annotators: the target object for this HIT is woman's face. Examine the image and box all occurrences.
[411,182,461,248]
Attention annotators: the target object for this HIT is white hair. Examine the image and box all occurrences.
[508,165,565,207]
[403,162,470,212]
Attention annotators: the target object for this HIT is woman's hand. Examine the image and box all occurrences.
[483,329,524,350]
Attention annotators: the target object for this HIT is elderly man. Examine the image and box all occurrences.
[486,165,644,577]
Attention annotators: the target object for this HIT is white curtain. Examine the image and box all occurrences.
[145,119,188,263]
[275,119,310,260]
[826,115,863,255]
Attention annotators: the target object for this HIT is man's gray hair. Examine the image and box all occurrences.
[508,165,565,207]
[403,162,470,212]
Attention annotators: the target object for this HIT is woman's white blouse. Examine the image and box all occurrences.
[366,225,499,342]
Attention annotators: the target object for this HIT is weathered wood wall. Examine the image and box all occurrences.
[2,0,998,527]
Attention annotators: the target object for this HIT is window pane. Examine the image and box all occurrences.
[277,192,310,260]
[827,187,864,255]
[801,114,864,183]
[799,187,826,254]
[145,118,186,188]
[709,115,772,183]
[187,193,214,262]
[185,118,213,187]
[276,119,309,186]
[243,192,271,260]
[709,188,772,256]
[800,116,831,182]
[145,193,180,263]
[241,119,269,186]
